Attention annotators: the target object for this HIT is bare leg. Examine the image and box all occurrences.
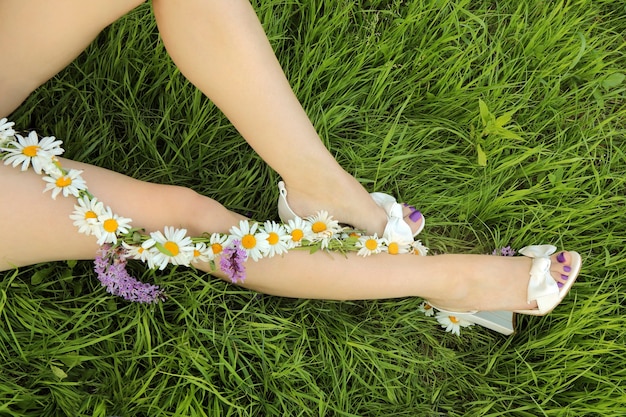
[0,160,573,312]
[151,0,424,236]
[0,0,146,117]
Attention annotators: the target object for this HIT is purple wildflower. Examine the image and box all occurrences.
[94,245,165,303]
[491,246,516,256]
[219,240,247,283]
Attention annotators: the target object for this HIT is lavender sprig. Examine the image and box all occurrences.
[94,245,165,303]
[219,240,247,283]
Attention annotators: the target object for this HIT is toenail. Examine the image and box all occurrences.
[557,282,564,288]
[409,210,422,222]
[556,252,566,263]
[561,274,569,280]
[403,203,417,211]
[563,265,571,273]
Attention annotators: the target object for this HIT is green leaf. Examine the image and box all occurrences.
[477,143,487,167]
[155,241,174,257]
[50,365,68,380]
[601,72,625,90]
[31,267,54,286]
[478,98,491,128]
[495,110,516,128]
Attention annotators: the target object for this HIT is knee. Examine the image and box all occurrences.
[163,185,243,236]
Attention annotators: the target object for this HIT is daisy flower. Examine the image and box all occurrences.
[143,226,195,270]
[2,131,63,174]
[284,216,312,248]
[229,220,269,262]
[411,240,429,256]
[70,196,105,236]
[122,241,155,266]
[42,168,87,199]
[435,312,474,336]
[356,235,386,257]
[190,242,212,264]
[386,240,412,255]
[0,118,15,145]
[418,302,435,317]
[306,210,343,249]
[206,232,230,260]
[96,206,133,245]
[263,220,290,257]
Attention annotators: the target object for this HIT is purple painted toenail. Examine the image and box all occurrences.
[556,252,566,263]
[561,274,569,280]
[557,282,564,288]
[563,265,571,273]
[409,210,422,222]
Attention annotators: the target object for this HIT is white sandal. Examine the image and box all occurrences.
[428,244,582,335]
[277,181,425,242]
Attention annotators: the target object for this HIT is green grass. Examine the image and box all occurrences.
[2,0,626,415]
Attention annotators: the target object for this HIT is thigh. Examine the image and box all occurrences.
[0,0,147,116]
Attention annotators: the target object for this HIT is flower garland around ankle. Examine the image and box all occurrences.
[0,119,428,304]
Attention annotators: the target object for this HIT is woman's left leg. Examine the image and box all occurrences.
[0,158,574,312]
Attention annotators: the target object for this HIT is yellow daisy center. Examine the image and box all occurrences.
[388,242,399,255]
[193,249,201,257]
[365,238,378,251]
[138,247,144,254]
[349,232,360,238]
[55,176,72,187]
[424,303,432,311]
[449,316,460,324]
[291,229,304,242]
[241,234,256,249]
[312,221,327,233]
[211,243,223,254]
[84,210,97,220]
[164,241,180,256]
[22,145,39,157]
[267,232,279,245]
[103,218,119,233]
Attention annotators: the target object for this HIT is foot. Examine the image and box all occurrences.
[427,248,580,314]
[277,176,425,238]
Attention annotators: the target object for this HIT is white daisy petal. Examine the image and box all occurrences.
[42,168,87,199]
[263,220,290,257]
[356,234,386,257]
[96,206,133,245]
[229,220,270,261]
[435,312,474,336]
[147,226,194,270]
[69,196,105,236]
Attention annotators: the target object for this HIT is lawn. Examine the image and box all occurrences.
[1,0,625,415]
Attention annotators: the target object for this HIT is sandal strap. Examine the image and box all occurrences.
[370,192,414,244]
[519,245,560,309]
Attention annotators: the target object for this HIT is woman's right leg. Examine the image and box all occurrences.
[0,0,146,117]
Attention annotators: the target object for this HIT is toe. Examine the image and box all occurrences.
[401,203,424,235]
[550,251,572,287]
